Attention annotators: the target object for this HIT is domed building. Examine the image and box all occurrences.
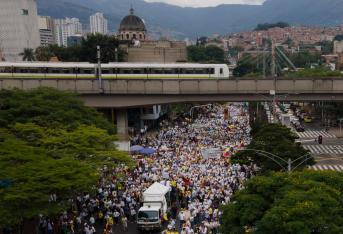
[118,7,187,63]
[119,8,146,41]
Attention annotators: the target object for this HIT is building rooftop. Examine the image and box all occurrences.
[119,8,146,32]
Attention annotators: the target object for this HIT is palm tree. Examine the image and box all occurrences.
[19,48,35,61]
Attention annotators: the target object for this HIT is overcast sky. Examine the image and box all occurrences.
[144,0,265,7]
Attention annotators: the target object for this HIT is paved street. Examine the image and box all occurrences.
[296,130,336,139]
[296,122,343,172]
[303,145,343,154]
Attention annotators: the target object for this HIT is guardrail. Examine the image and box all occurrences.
[1,77,343,95]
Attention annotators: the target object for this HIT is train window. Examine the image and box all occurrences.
[164,69,173,74]
[133,69,142,74]
[83,69,92,74]
[29,69,39,73]
[62,69,70,74]
[208,68,215,74]
[123,69,131,74]
[102,69,109,74]
[41,68,48,74]
[1,67,11,73]
[52,69,60,74]
[194,69,206,74]
[185,69,194,74]
[220,68,223,74]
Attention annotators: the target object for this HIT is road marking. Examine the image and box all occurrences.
[309,165,343,172]
[296,130,336,138]
[303,145,343,155]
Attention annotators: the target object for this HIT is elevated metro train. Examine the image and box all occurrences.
[0,62,230,79]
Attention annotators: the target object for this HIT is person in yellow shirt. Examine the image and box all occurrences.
[106,216,113,226]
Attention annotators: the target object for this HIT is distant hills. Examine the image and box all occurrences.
[37,0,343,39]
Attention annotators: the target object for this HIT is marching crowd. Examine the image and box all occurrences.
[38,103,255,234]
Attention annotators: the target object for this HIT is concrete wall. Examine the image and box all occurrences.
[0,0,40,61]
[1,77,343,107]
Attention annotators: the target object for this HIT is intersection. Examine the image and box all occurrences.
[296,127,343,172]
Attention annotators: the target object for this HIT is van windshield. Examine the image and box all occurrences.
[138,211,159,220]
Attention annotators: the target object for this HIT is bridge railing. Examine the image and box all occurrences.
[1,77,343,95]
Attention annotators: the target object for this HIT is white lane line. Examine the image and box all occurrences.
[332,147,340,154]
[310,145,320,154]
[328,165,335,171]
[333,165,342,172]
[325,146,335,154]
[317,145,326,154]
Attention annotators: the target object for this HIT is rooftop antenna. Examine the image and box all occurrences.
[130,4,134,15]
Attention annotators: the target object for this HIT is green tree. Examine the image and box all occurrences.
[187,45,226,63]
[19,48,35,61]
[233,54,262,77]
[316,41,333,55]
[288,51,322,68]
[78,33,125,63]
[33,35,125,62]
[231,123,314,172]
[0,88,134,228]
[254,22,289,31]
[0,88,114,133]
[11,123,133,167]
[35,46,54,61]
[221,171,343,234]
[0,129,99,227]
[286,66,342,78]
[228,46,244,57]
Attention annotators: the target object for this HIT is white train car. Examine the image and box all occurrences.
[0,62,230,79]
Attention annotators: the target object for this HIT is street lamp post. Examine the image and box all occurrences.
[237,149,313,173]
[97,45,103,92]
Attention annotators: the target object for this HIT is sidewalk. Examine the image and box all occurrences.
[329,128,343,138]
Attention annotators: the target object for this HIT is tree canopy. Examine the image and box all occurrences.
[233,54,262,77]
[288,51,322,68]
[231,123,314,173]
[286,67,342,78]
[221,170,343,234]
[0,88,133,227]
[254,22,290,31]
[19,48,35,61]
[34,34,125,62]
[0,88,114,133]
[187,45,226,63]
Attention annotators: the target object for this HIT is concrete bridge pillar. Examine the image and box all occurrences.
[116,108,128,137]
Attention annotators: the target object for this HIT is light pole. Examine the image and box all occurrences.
[97,45,103,92]
[237,149,313,173]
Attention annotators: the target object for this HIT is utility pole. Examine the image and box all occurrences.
[115,48,118,62]
[288,158,292,173]
[271,39,276,78]
[97,45,103,91]
[271,39,277,122]
[262,44,266,78]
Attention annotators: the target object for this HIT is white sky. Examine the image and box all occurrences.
[144,0,265,7]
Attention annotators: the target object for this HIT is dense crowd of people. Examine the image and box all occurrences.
[38,103,255,234]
